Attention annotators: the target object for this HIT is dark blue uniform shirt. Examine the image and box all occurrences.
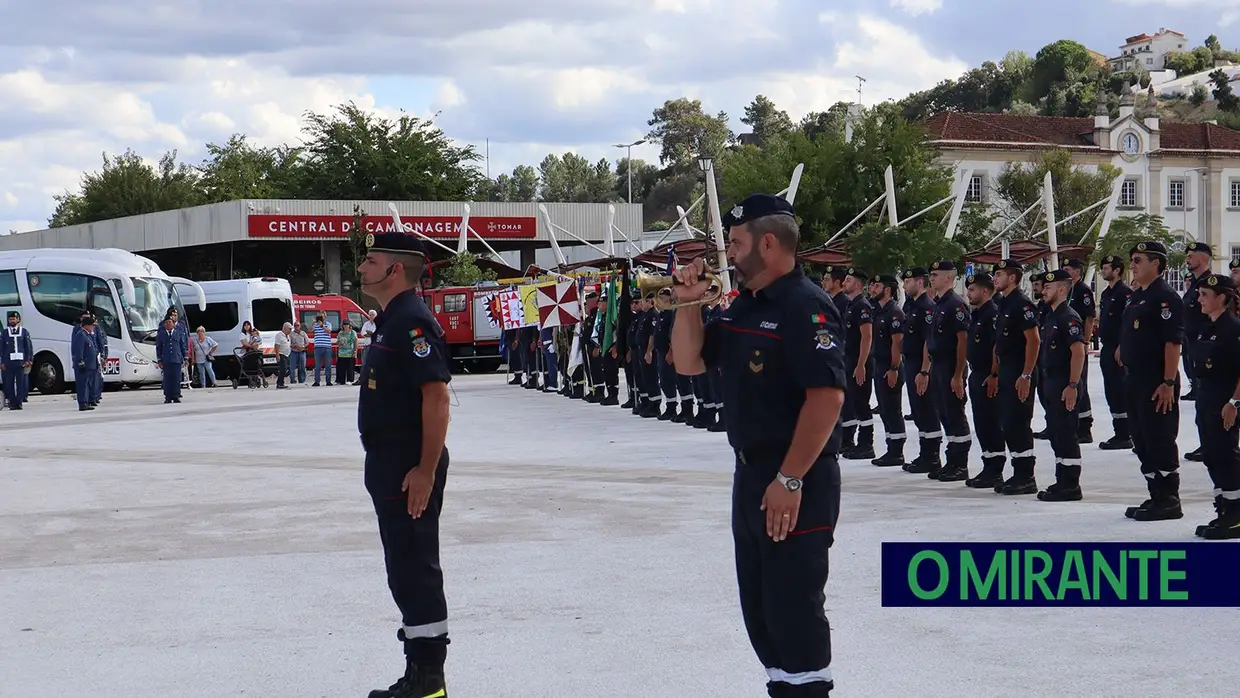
[995,291,1039,364]
[1191,313,1240,404]
[873,299,905,372]
[1184,271,1208,340]
[1119,277,1184,378]
[967,299,998,369]
[901,293,934,362]
[1068,281,1096,326]
[929,290,969,362]
[1098,281,1133,347]
[702,269,847,454]
[358,289,452,446]
[844,294,874,362]
[1039,302,1086,373]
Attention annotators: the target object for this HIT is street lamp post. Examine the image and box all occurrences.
[613,139,646,203]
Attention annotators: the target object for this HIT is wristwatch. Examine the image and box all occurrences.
[1018,373,1031,381]
[1162,379,1176,387]
[918,370,930,377]
[1067,382,1078,389]
[776,472,803,492]
[1231,399,1240,409]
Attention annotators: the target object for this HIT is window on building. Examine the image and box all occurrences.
[1168,179,1184,208]
[1120,179,1138,207]
[965,175,984,203]
[1231,246,1240,266]
[0,270,19,306]
[443,293,468,313]
[1146,57,1153,65]
[1231,181,1240,208]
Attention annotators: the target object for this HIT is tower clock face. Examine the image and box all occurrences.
[1123,133,1140,155]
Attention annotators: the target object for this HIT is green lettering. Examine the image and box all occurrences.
[908,551,949,600]
[1057,550,1090,600]
[961,550,1005,600]
[1129,550,1158,600]
[1159,550,1188,600]
[1023,550,1055,600]
[1010,546,1020,599]
[1092,550,1126,599]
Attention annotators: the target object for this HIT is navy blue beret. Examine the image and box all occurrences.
[722,193,796,229]
[902,267,928,279]
[966,272,994,287]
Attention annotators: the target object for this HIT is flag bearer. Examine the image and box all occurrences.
[868,274,906,467]
[1097,254,1134,451]
[987,260,1041,495]
[1189,273,1240,539]
[841,268,876,460]
[963,272,1005,489]
[1,311,33,409]
[1035,270,1087,501]
[598,285,621,406]
[917,261,972,482]
[1120,241,1187,522]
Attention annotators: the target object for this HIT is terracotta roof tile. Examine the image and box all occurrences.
[920,112,1240,153]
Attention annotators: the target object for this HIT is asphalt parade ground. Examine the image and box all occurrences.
[2,365,1238,697]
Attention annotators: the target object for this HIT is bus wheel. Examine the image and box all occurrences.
[32,353,66,395]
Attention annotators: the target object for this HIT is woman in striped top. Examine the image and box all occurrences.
[312,314,334,386]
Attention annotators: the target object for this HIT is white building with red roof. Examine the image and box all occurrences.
[920,84,1240,270]
[1108,28,1189,72]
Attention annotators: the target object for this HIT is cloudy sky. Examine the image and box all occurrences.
[0,0,1231,233]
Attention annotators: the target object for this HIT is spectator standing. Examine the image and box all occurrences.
[337,321,358,386]
[312,314,334,386]
[290,321,309,384]
[191,327,219,388]
[274,322,292,389]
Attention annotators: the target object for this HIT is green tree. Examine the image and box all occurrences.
[1097,214,1183,270]
[740,95,794,145]
[435,251,496,286]
[1210,69,1239,112]
[1190,83,1210,106]
[197,134,305,202]
[614,157,661,203]
[537,153,616,202]
[1206,35,1222,55]
[992,149,1121,246]
[798,103,851,141]
[489,164,539,202]
[646,97,734,167]
[297,102,484,201]
[1029,40,1096,103]
[49,149,203,228]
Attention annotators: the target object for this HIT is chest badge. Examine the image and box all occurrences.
[1160,308,1172,320]
[1133,319,1140,329]
[749,360,763,373]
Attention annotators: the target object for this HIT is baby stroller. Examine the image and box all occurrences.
[231,347,270,389]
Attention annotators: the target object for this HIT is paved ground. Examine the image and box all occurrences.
[2,365,1239,697]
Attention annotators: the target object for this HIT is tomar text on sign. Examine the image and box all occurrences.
[247,214,537,239]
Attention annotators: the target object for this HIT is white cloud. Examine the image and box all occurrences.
[889,0,944,15]
[1,1,972,233]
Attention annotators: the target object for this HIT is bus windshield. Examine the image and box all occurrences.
[110,277,180,343]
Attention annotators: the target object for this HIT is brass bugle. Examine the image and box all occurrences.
[634,268,729,310]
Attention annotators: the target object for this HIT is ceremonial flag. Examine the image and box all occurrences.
[616,260,632,357]
[601,278,619,352]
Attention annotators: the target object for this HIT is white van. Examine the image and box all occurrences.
[177,277,294,380]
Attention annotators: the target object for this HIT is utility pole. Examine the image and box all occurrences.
[613,139,646,204]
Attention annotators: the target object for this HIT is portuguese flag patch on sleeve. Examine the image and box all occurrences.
[811,313,827,324]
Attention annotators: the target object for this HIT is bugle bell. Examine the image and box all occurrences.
[634,269,727,310]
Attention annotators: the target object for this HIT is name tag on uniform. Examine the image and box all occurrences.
[10,353,22,361]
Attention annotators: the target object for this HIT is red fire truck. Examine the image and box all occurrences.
[419,283,504,373]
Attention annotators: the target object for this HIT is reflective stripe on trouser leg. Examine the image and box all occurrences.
[997,365,1037,474]
[402,620,448,638]
[767,667,833,685]
[874,374,906,446]
[931,364,970,466]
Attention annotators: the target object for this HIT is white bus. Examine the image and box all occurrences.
[177,277,294,381]
[0,248,206,394]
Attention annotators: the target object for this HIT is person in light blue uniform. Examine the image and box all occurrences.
[71,314,99,411]
[155,314,188,403]
[90,312,108,406]
[2,311,33,409]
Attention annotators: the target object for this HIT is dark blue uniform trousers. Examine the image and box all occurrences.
[92,362,103,402]
[364,440,451,665]
[733,449,837,696]
[3,362,27,405]
[74,369,92,406]
[162,361,182,401]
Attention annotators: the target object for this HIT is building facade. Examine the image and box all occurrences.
[922,85,1240,277]
[1108,28,1188,72]
[0,199,645,291]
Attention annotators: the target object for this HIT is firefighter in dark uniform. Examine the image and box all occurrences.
[1181,242,1212,403]
[1120,240,1187,522]
[1230,258,1240,286]
[518,325,539,389]
[987,259,1041,495]
[901,268,942,472]
[841,268,876,460]
[1035,269,1087,501]
[1190,273,1240,539]
[356,232,453,698]
[623,292,641,409]
[671,193,843,698]
[821,265,851,324]
[636,295,661,417]
[916,261,972,481]
[1031,275,1052,440]
[869,274,906,467]
[1062,259,1096,442]
[1097,254,1134,450]
[963,272,1004,488]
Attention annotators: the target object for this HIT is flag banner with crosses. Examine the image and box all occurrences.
[536,281,581,328]
[498,289,526,330]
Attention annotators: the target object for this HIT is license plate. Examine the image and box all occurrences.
[103,358,120,375]
[262,357,277,365]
